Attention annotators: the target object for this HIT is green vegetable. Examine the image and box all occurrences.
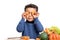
[49,26,60,35]
[38,32,48,40]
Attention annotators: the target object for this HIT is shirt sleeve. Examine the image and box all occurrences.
[34,18,44,32]
[16,18,25,32]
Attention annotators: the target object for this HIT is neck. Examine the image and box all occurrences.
[26,20,34,23]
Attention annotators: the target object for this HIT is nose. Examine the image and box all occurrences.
[29,12,32,16]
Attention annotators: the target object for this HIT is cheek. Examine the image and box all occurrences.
[26,15,29,17]
[26,15,29,18]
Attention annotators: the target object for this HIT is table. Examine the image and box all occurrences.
[7,37,35,40]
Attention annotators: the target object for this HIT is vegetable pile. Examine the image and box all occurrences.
[38,26,60,40]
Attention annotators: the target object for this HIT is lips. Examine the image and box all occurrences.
[28,18,32,19]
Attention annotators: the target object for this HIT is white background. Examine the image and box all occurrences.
[0,0,60,40]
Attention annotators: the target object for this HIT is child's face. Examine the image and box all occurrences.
[25,8,37,22]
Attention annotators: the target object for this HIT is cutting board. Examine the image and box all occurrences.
[7,37,21,40]
[7,37,35,40]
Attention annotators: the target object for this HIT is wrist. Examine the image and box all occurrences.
[34,17,38,20]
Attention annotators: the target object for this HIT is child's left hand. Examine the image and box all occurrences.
[33,12,39,18]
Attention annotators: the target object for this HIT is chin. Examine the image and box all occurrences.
[28,19,34,22]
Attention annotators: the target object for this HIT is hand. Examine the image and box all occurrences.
[22,12,26,19]
[33,12,39,18]
[22,12,28,19]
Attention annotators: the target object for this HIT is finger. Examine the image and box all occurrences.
[36,12,39,16]
[22,12,26,16]
[22,13,26,19]
[33,15,37,18]
[37,13,39,16]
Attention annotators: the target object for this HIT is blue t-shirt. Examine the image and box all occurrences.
[16,18,44,39]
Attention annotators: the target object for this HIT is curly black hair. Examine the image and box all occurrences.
[24,4,38,12]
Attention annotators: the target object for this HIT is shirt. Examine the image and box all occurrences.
[16,18,44,39]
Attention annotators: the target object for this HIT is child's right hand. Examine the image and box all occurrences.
[22,12,28,19]
[22,12,26,19]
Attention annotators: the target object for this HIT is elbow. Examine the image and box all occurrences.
[16,27,20,32]
[38,27,44,32]
[16,26,22,32]
[40,27,44,32]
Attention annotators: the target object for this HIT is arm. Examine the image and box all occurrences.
[34,18,44,32]
[16,18,25,32]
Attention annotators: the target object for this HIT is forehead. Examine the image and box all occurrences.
[26,8,36,13]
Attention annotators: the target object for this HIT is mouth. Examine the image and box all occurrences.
[28,18,32,19]
[27,18,34,21]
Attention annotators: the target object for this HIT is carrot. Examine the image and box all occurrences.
[21,36,30,40]
[36,38,40,40]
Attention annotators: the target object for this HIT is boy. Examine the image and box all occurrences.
[16,4,44,39]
